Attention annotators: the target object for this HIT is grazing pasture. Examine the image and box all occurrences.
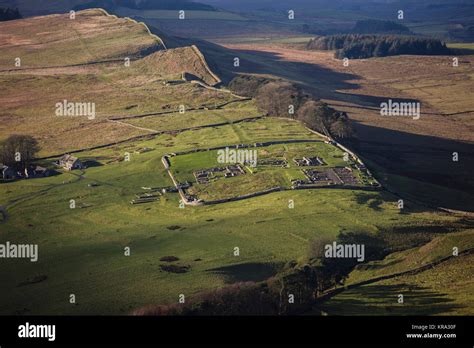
[0,8,473,316]
[0,127,461,314]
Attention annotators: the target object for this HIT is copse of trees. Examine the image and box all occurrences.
[296,100,327,133]
[232,77,353,139]
[307,34,451,59]
[0,135,40,171]
[228,75,353,138]
[296,99,352,137]
[228,75,270,98]
[255,81,308,119]
[0,7,21,21]
[330,116,353,139]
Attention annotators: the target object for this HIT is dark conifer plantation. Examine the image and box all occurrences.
[307,34,451,59]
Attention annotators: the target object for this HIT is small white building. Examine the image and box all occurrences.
[58,154,83,171]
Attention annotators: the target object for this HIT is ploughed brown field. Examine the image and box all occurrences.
[219,42,474,211]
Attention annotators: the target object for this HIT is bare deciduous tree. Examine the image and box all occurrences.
[0,134,40,171]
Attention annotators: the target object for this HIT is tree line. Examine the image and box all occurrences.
[229,75,353,139]
[0,7,21,21]
[0,135,40,172]
[307,34,451,59]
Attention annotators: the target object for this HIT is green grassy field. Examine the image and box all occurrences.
[0,128,463,314]
[346,230,474,285]
[319,250,474,316]
[0,114,467,314]
[0,72,235,156]
[1,9,473,316]
[313,228,474,315]
[169,141,375,201]
[122,100,261,132]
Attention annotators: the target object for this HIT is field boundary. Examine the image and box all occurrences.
[93,8,168,50]
[279,117,377,178]
[164,139,381,206]
[108,98,252,121]
[313,247,474,306]
[37,116,263,160]
[107,119,158,133]
[0,59,125,73]
[109,115,264,138]
[189,44,222,86]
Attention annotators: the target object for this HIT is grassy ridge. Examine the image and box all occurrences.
[319,241,474,316]
[346,230,474,285]
[0,9,163,70]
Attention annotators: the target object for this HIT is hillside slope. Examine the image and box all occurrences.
[0,9,228,155]
[136,45,221,86]
[312,228,474,315]
[0,8,165,69]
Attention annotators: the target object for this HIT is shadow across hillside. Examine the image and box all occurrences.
[207,262,282,284]
[151,26,424,106]
[331,93,422,109]
[194,41,429,110]
[207,43,474,211]
[319,284,463,316]
[154,33,359,93]
[144,30,474,211]
[205,45,361,98]
[344,122,474,211]
[353,191,443,216]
